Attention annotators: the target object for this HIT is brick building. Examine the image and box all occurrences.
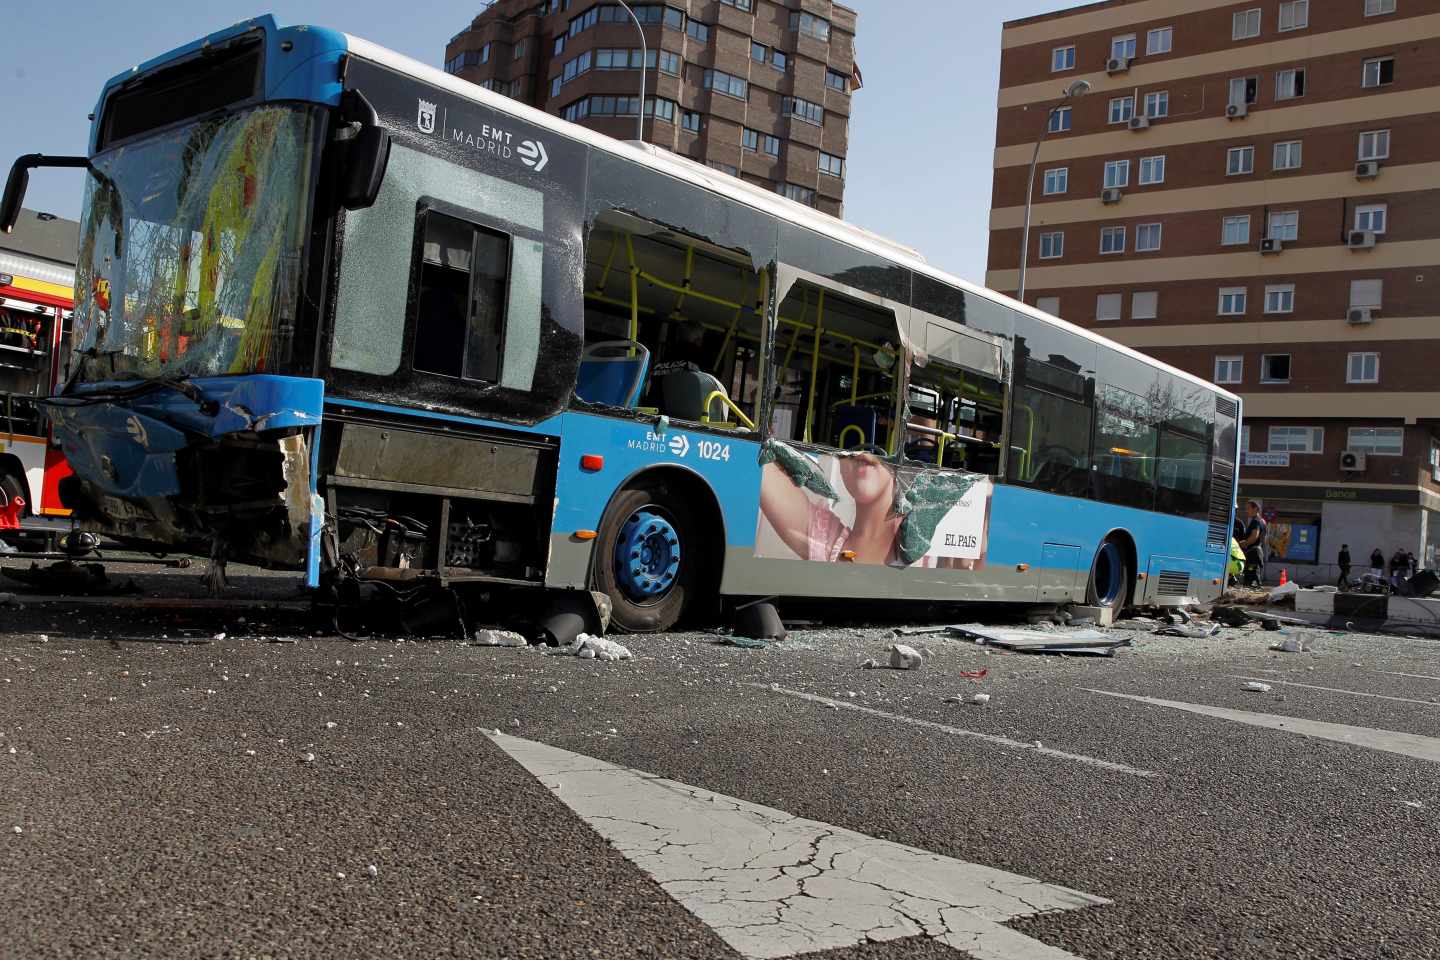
[443,0,858,217]
[987,0,1440,576]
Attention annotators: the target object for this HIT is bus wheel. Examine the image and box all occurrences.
[1087,538,1130,616]
[592,484,698,634]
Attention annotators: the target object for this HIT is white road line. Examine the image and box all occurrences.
[1087,690,1440,765]
[1229,676,1440,707]
[488,732,1109,960]
[754,684,1160,779]
[1382,671,1440,682]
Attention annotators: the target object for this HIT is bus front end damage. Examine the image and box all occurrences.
[48,375,324,571]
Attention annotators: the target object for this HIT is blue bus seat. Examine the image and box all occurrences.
[834,405,879,449]
[576,340,651,408]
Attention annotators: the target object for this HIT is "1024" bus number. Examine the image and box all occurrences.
[698,440,731,462]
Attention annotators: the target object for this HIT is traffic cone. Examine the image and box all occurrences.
[0,495,23,531]
[1279,569,1288,586]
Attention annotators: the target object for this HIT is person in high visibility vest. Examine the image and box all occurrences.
[1228,536,1246,582]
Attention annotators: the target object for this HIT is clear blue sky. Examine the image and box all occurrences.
[0,0,1076,281]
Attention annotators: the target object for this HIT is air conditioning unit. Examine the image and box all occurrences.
[1128,115,1150,131]
[1348,230,1377,249]
[1355,160,1380,179]
[1101,187,1123,204]
[1106,56,1130,75]
[1259,237,1283,254]
[1347,307,1375,325]
[1226,102,1248,119]
[1340,450,1368,472]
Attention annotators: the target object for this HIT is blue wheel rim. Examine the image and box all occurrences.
[614,508,681,604]
[1093,542,1123,605]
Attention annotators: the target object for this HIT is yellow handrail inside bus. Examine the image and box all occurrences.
[838,424,867,449]
[700,391,757,431]
[1014,403,1035,480]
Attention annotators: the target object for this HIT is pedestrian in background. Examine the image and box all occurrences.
[1239,500,1267,587]
[1337,544,1351,589]
[1370,547,1386,580]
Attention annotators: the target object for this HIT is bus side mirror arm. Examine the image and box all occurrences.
[1,154,91,234]
[337,90,391,211]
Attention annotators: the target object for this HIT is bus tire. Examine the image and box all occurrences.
[1086,537,1131,616]
[591,482,698,634]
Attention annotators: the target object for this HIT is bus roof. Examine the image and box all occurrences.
[346,33,1237,406]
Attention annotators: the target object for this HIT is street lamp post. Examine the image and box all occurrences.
[1017,80,1090,303]
[613,0,648,143]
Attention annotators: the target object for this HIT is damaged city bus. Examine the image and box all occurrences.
[0,15,1239,631]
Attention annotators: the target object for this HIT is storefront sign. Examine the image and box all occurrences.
[1241,452,1290,467]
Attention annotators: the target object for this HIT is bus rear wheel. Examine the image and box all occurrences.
[591,483,698,634]
[1087,538,1131,617]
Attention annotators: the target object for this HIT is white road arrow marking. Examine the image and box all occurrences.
[1088,690,1440,764]
[518,139,549,173]
[488,733,1109,959]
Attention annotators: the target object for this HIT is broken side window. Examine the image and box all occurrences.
[904,320,1005,475]
[413,210,510,383]
[1011,358,1095,497]
[579,211,766,432]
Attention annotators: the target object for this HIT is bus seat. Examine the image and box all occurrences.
[575,340,650,408]
[657,369,729,423]
[834,405,879,449]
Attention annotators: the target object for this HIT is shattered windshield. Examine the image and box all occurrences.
[71,105,324,383]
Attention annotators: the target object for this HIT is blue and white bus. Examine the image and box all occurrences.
[1,15,1239,631]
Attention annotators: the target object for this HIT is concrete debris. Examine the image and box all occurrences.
[1154,624,1221,639]
[888,644,924,670]
[860,658,878,670]
[948,625,1130,656]
[1242,682,1273,693]
[549,634,633,662]
[325,721,338,730]
[1270,582,1300,602]
[1272,636,1309,653]
[945,692,992,705]
[12,826,21,835]
[474,629,529,647]
[245,749,256,756]
[302,752,316,763]
[367,864,379,877]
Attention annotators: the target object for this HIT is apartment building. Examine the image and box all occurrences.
[443,0,859,217]
[987,0,1440,574]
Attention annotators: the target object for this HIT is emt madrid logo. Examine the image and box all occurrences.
[417,99,437,134]
[517,139,549,173]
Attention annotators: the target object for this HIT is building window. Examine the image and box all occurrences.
[1363,57,1395,88]
[1358,129,1391,160]
[1214,356,1243,384]
[1132,290,1159,319]
[1227,146,1255,175]
[1139,155,1165,184]
[1228,76,1259,106]
[1049,107,1072,133]
[680,110,702,132]
[1036,296,1061,316]
[562,98,590,122]
[703,69,748,99]
[1111,34,1137,60]
[819,152,844,177]
[1275,68,1305,99]
[1219,287,1248,315]
[1348,352,1380,384]
[1039,231,1064,259]
[1261,354,1292,383]
[1100,226,1126,255]
[1103,159,1130,188]
[1264,283,1296,314]
[1043,167,1069,195]
[514,39,528,59]
[647,97,677,122]
[1146,27,1173,55]
[1242,425,1251,451]
[719,0,753,9]
[1279,0,1309,30]
[789,11,831,41]
[480,43,491,64]
[783,96,824,124]
[708,160,739,177]
[1365,0,1397,16]
[1269,426,1324,453]
[1354,203,1388,234]
[558,49,593,87]
[742,128,780,156]
[1096,293,1123,321]
[554,34,566,56]
[1266,211,1299,242]
[661,50,681,74]
[1349,426,1403,455]
[1108,96,1135,123]
[1144,91,1169,117]
[686,19,711,43]
[1052,45,1076,71]
[1233,8,1262,40]
[777,182,816,205]
[1350,278,1384,308]
[1222,215,1251,245]
[825,69,848,91]
[1135,223,1162,252]
[1273,140,1303,170]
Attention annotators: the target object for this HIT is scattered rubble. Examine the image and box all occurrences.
[888,644,925,670]
[1242,682,1273,693]
[473,629,528,648]
[549,634,633,662]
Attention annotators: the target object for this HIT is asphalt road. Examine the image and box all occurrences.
[3,564,1440,959]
